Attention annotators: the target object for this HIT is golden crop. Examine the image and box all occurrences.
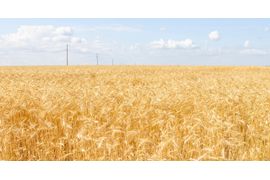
[0,66,270,160]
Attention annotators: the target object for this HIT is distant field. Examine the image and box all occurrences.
[0,66,270,160]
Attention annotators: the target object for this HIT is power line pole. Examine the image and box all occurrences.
[96,53,99,65]
[112,58,114,65]
[66,44,69,66]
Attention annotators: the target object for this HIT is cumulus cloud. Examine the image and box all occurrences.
[240,40,268,55]
[0,25,86,52]
[244,40,251,48]
[240,49,268,55]
[150,39,197,49]
[159,27,167,31]
[84,25,142,32]
[129,43,141,51]
[208,31,220,41]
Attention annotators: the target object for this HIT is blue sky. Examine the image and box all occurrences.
[0,19,270,65]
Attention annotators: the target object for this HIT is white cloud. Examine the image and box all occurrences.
[208,31,220,41]
[0,25,86,52]
[159,27,167,31]
[265,27,269,32]
[74,38,112,54]
[244,40,251,48]
[240,40,268,55]
[83,25,142,32]
[150,39,197,49]
[129,43,141,51]
[240,48,268,55]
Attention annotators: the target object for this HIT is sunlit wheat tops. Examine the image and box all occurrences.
[0,66,270,160]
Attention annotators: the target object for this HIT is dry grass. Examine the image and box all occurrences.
[0,66,270,160]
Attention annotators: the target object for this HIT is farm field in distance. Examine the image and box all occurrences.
[0,66,270,160]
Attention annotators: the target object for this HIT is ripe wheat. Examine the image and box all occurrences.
[0,66,270,160]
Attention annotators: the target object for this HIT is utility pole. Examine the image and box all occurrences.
[66,44,69,66]
[96,53,99,65]
[112,58,114,65]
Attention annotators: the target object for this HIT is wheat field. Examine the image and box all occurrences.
[0,66,270,160]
